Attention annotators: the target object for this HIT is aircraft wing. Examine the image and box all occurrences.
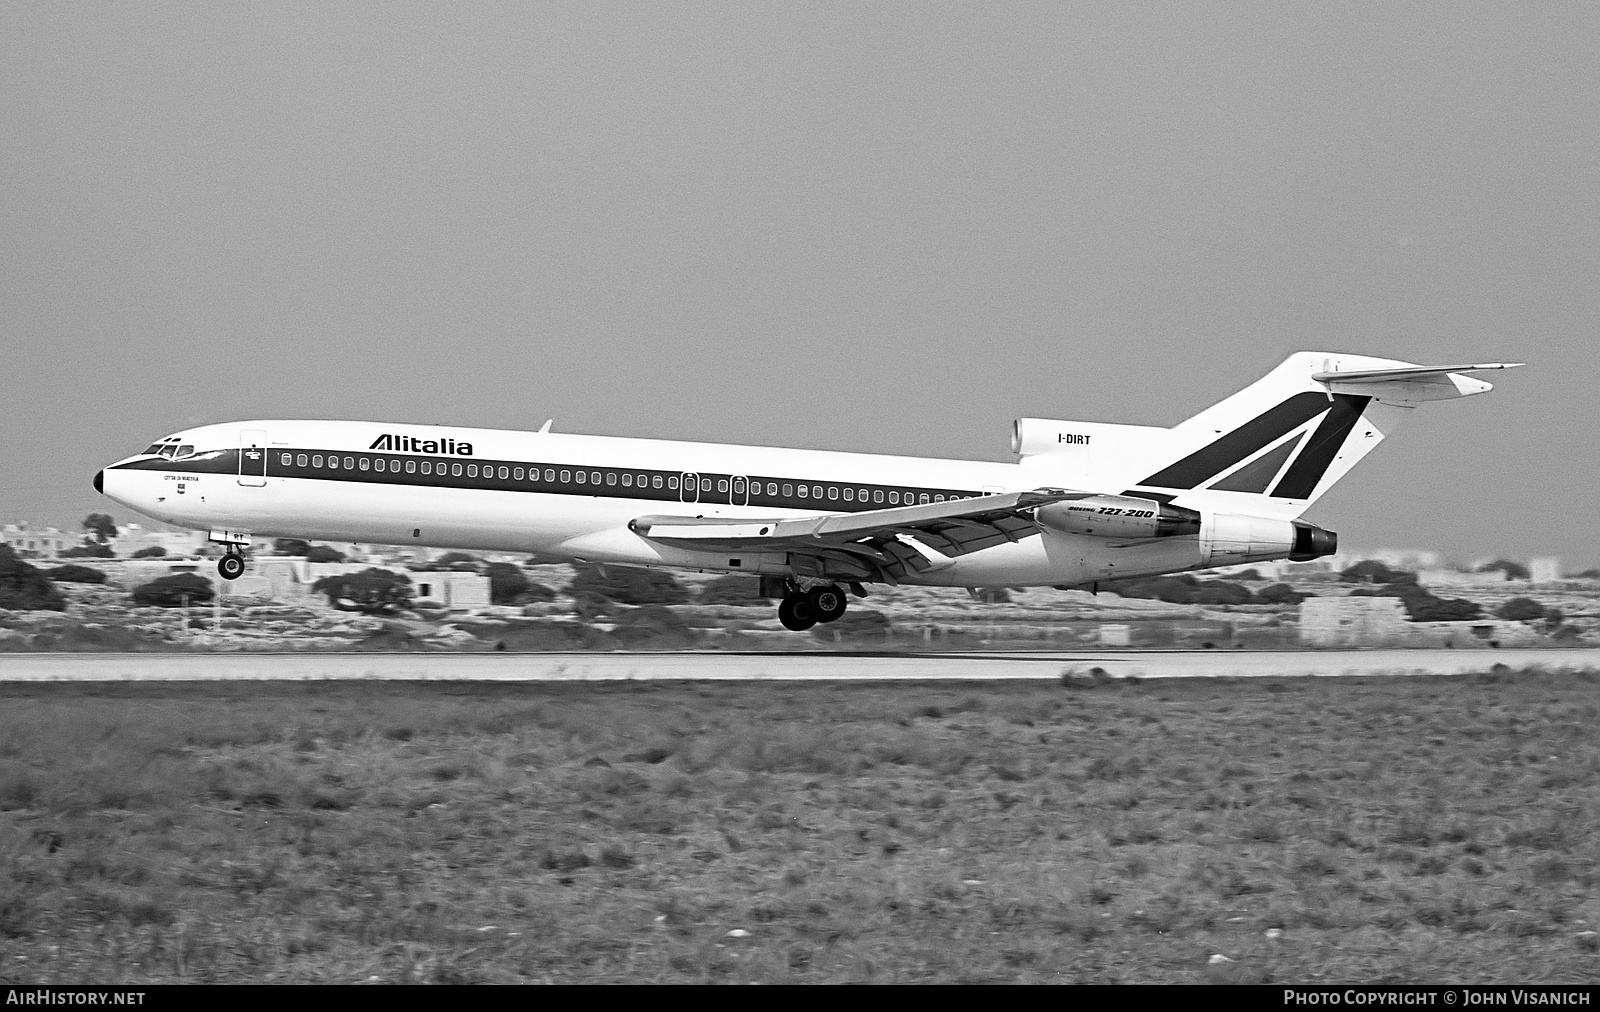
[628,488,1080,583]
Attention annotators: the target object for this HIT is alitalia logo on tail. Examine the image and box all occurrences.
[369,434,474,455]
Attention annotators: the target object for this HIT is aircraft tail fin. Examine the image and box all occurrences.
[1102,353,1518,518]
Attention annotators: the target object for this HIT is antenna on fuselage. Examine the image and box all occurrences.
[538,419,553,434]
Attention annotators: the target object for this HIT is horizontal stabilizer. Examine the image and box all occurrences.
[1311,362,1523,383]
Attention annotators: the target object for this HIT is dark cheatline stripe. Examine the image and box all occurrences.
[1270,395,1371,499]
[1138,392,1331,490]
[1210,433,1304,493]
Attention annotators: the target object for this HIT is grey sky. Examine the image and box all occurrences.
[4,3,1597,567]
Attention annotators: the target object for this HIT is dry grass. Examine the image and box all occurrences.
[2,670,1599,983]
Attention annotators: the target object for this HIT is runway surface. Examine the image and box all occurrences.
[0,648,1596,682]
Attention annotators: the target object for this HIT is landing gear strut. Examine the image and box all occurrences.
[776,583,848,631]
[217,547,245,581]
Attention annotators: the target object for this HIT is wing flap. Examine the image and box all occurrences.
[629,488,1082,583]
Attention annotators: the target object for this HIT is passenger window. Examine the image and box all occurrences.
[812,486,822,498]
[561,470,571,482]
[466,464,477,477]
[621,473,632,486]
[545,469,556,481]
[296,454,308,467]
[935,494,945,502]
[653,475,663,488]
[667,476,678,489]
[732,478,745,493]
[593,472,602,485]
[859,489,868,501]
[312,455,323,467]
[889,491,899,504]
[782,483,792,496]
[767,483,777,495]
[718,479,729,493]
[828,487,838,501]
[700,478,711,492]
[873,490,883,504]
[359,458,370,471]
[499,466,509,479]
[514,467,524,480]
[606,472,617,486]
[576,471,586,484]
[281,453,293,466]
[343,457,354,469]
[407,460,417,474]
[375,459,386,472]
[919,494,929,504]
[421,461,432,474]
[451,463,462,476]
[798,485,808,498]
[843,488,854,501]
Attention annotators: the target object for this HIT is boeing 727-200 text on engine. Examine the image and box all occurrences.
[94,352,1520,630]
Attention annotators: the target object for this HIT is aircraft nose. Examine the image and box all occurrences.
[93,470,103,494]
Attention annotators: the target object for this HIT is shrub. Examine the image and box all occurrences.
[130,546,167,558]
[568,564,688,605]
[1340,560,1415,585]
[1350,582,1482,622]
[311,569,414,614]
[1189,582,1254,606]
[429,552,482,572]
[0,545,67,611]
[1494,597,1546,622]
[272,539,311,556]
[43,564,107,584]
[698,575,763,604]
[304,545,345,563]
[611,605,696,647]
[1255,583,1307,605]
[130,573,215,608]
[60,543,113,559]
[1477,559,1530,580]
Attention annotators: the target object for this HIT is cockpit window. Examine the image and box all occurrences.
[159,445,178,459]
[143,443,165,455]
[174,445,194,459]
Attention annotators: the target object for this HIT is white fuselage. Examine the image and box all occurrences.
[99,418,1279,587]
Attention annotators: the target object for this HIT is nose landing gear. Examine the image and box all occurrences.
[776,583,849,631]
[217,547,245,581]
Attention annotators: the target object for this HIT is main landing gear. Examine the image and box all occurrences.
[217,547,246,581]
[777,583,849,631]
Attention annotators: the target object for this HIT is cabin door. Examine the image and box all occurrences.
[238,430,268,487]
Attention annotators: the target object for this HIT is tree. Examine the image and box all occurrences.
[305,545,345,563]
[273,539,311,556]
[698,575,763,604]
[311,568,414,614]
[484,561,528,602]
[1350,581,1482,622]
[1477,559,1530,581]
[43,564,107,585]
[130,573,215,608]
[1494,597,1546,622]
[568,564,688,605]
[131,546,167,559]
[0,545,67,611]
[82,513,118,544]
[429,552,482,572]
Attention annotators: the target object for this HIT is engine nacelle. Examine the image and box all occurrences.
[1201,514,1338,565]
[1036,495,1202,539]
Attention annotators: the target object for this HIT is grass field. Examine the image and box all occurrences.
[2,669,1598,984]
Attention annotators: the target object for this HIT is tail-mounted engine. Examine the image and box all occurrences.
[1035,495,1201,539]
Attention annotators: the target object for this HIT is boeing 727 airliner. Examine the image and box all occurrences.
[94,353,1519,630]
